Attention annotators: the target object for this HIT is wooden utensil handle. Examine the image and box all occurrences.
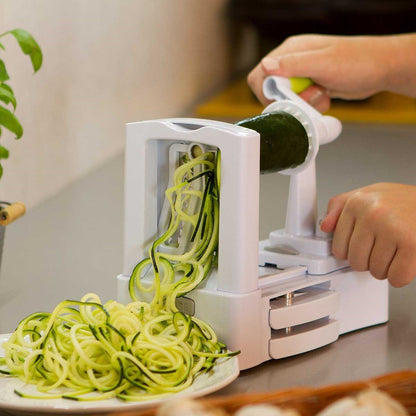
[0,202,26,226]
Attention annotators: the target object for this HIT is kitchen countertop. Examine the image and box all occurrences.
[0,122,416,402]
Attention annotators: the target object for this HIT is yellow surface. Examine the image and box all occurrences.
[195,79,416,123]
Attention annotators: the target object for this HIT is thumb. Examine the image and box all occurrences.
[261,50,326,79]
[260,55,331,112]
[320,194,348,233]
[320,210,339,234]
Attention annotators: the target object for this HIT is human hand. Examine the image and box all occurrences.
[247,33,416,112]
[320,183,416,287]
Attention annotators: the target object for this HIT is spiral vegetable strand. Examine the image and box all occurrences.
[0,151,237,401]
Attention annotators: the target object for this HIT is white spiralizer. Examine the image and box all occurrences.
[117,77,388,370]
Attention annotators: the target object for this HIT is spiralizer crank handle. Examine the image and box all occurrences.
[277,77,313,94]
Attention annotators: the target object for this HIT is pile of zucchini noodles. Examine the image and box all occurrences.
[0,150,237,401]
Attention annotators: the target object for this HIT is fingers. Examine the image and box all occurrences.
[299,86,331,113]
[368,238,396,280]
[334,228,416,287]
[322,186,416,287]
[387,244,416,287]
[247,34,330,105]
[331,210,355,260]
[247,63,272,106]
[332,212,403,285]
[320,193,351,233]
[263,50,327,79]
[247,45,332,109]
[344,227,398,283]
[347,224,375,271]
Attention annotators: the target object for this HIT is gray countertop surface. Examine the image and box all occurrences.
[0,122,415,410]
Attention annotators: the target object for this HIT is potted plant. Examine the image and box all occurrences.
[0,29,42,268]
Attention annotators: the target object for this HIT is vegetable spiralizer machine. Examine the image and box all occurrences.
[117,77,389,370]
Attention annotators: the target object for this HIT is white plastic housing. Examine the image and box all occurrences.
[123,118,260,294]
[261,76,342,256]
[118,116,388,370]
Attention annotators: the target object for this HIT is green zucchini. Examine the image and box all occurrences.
[236,111,309,173]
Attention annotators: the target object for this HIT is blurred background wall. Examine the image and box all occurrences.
[228,0,416,60]
[0,0,238,209]
[1,0,415,210]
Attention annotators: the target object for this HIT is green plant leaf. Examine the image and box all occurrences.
[0,42,4,50]
[1,29,43,72]
[0,162,3,179]
[0,83,16,110]
[0,145,9,159]
[0,104,23,139]
[0,59,10,82]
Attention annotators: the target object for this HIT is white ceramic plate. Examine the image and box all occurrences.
[0,333,239,415]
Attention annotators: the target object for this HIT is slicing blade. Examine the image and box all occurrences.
[157,142,216,256]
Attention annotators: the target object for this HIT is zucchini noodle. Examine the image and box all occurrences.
[0,150,237,401]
